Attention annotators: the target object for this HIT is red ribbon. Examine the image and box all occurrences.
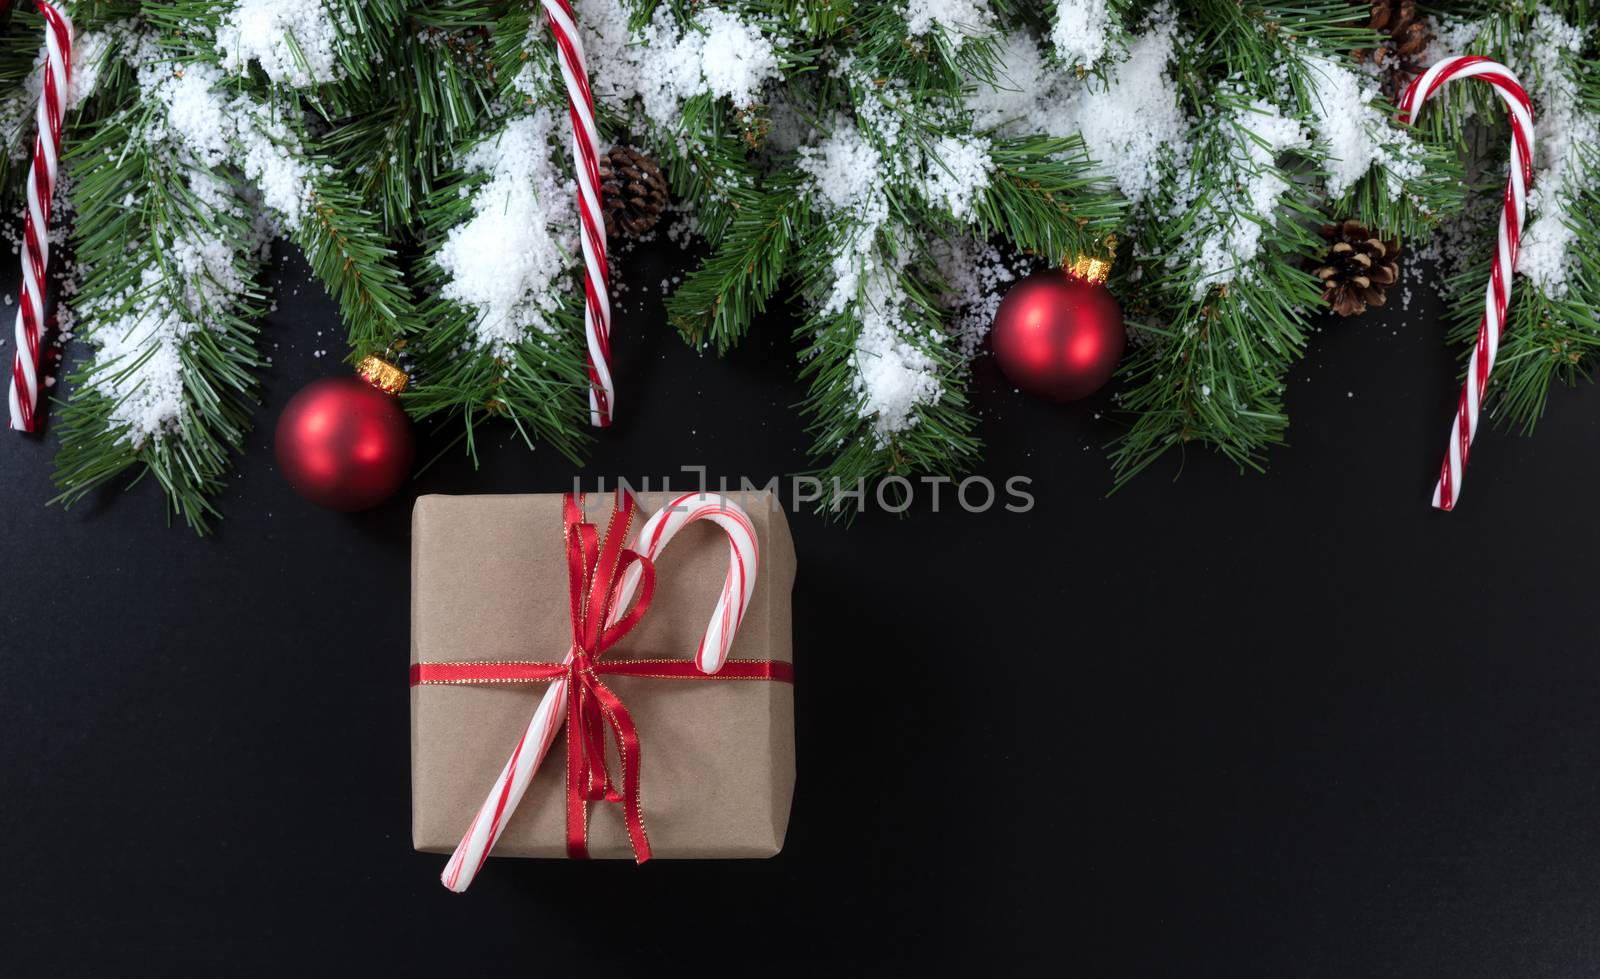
[410,490,792,863]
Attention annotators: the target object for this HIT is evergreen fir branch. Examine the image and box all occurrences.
[850,0,1005,90]
[13,0,1597,531]
[1444,152,1600,433]
[406,113,591,461]
[1108,86,1326,484]
[1109,269,1316,485]
[666,176,813,352]
[648,91,763,245]
[974,135,1124,263]
[292,165,418,358]
[325,0,407,83]
[1334,138,1465,242]
[316,1,500,231]
[1190,0,1371,74]
[0,7,50,208]
[52,95,268,534]
[794,265,982,509]
[225,101,416,358]
[401,301,592,465]
[490,1,547,101]
[775,0,849,40]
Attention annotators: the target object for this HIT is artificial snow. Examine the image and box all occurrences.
[798,122,891,317]
[1424,16,1483,65]
[147,63,235,167]
[1188,101,1310,297]
[1303,54,1426,199]
[697,9,782,104]
[134,47,317,231]
[576,0,780,134]
[69,28,123,108]
[903,0,995,49]
[1514,7,1598,297]
[800,125,887,218]
[93,303,191,444]
[969,22,1189,207]
[1054,23,1188,206]
[87,225,262,446]
[235,109,317,230]
[217,0,345,87]
[931,236,1024,359]
[920,135,994,220]
[798,123,946,440]
[1051,0,1114,69]
[435,110,579,356]
[850,252,943,443]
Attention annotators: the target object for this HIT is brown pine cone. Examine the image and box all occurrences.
[1314,220,1401,317]
[599,145,668,239]
[1352,0,1432,101]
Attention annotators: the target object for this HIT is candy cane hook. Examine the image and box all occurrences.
[7,1,72,432]
[1398,57,1535,511]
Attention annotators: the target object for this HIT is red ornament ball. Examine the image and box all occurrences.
[274,376,414,511]
[990,270,1125,402]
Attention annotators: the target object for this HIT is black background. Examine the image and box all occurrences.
[4,240,1599,976]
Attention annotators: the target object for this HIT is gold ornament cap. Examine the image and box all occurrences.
[358,355,409,394]
[1064,235,1117,285]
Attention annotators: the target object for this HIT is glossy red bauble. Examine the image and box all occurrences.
[274,376,414,511]
[990,270,1125,402]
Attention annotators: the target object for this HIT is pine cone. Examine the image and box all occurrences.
[1352,0,1432,101]
[1314,220,1401,317]
[599,146,668,239]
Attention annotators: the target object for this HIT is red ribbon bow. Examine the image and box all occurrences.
[557,491,656,861]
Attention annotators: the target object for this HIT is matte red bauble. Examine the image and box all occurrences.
[275,372,413,511]
[990,270,1125,402]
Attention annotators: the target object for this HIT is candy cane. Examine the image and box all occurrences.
[7,2,72,432]
[540,0,614,427]
[1398,57,1534,511]
[618,492,759,673]
[440,493,758,892]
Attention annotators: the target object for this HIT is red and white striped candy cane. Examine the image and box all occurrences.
[440,493,759,892]
[617,492,759,674]
[1398,57,1535,511]
[540,0,614,427]
[7,1,72,433]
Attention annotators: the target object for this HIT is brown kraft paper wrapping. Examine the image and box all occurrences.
[410,491,796,859]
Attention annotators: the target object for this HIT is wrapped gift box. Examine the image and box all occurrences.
[410,491,796,859]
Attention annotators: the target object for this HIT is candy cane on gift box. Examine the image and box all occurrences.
[540,0,614,427]
[7,1,72,433]
[617,492,760,674]
[440,492,759,892]
[1397,57,1535,511]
